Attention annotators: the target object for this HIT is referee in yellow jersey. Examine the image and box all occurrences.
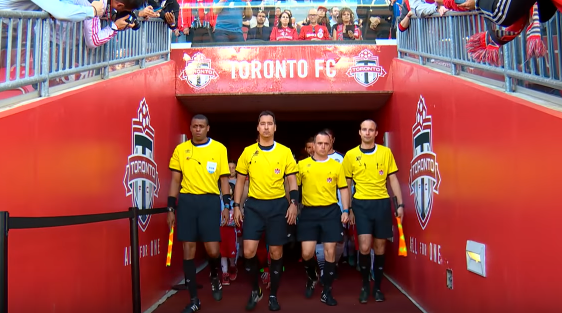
[232,111,299,312]
[167,114,232,313]
[342,119,404,304]
[297,131,350,306]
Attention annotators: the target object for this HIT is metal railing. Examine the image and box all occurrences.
[0,10,171,103]
[397,11,562,95]
[0,207,170,313]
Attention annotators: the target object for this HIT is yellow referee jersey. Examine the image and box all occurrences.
[297,157,347,207]
[342,145,398,200]
[236,142,298,200]
[169,138,230,194]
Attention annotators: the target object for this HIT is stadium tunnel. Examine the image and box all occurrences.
[177,92,392,158]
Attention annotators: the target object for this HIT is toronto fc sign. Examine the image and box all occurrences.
[123,98,161,232]
[409,96,441,230]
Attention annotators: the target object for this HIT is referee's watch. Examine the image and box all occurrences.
[290,199,297,206]
[167,207,175,213]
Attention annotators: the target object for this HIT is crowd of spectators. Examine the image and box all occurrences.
[0,0,559,99]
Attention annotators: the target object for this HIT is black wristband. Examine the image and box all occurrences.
[289,190,299,202]
[167,196,177,209]
[233,202,240,208]
[222,194,232,210]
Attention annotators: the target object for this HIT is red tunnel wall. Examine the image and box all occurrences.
[377,59,562,313]
[0,62,195,312]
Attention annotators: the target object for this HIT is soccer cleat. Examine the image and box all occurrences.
[359,287,369,304]
[221,272,230,286]
[304,277,317,299]
[229,266,238,281]
[268,295,281,311]
[210,277,223,301]
[321,290,337,306]
[245,288,263,311]
[181,298,201,313]
[374,289,386,302]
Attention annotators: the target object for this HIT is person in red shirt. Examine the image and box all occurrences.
[332,7,361,40]
[299,8,330,41]
[270,11,298,41]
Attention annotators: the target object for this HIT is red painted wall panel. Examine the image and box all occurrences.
[0,62,193,312]
[378,59,562,313]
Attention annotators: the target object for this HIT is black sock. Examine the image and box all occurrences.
[302,257,318,281]
[245,256,260,291]
[183,259,198,299]
[374,254,385,290]
[208,255,221,278]
[269,258,283,297]
[359,252,371,289]
[323,261,336,293]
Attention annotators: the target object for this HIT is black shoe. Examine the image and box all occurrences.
[359,287,369,304]
[245,288,263,311]
[374,289,386,302]
[210,277,222,301]
[268,295,281,311]
[321,290,337,306]
[305,277,317,299]
[181,298,201,313]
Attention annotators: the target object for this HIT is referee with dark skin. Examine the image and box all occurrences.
[232,110,299,312]
[166,114,232,313]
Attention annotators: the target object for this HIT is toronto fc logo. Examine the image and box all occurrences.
[123,99,161,232]
[346,49,387,87]
[409,96,441,230]
[179,52,219,90]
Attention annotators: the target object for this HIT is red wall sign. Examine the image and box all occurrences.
[172,44,396,94]
[377,60,562,313]
[0,62,193,313]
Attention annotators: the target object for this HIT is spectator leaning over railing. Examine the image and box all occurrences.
[395,0,412,31]
[149,0,180,30]
[0,0,105,21]
[79,0,145,48]
[454,0,559,66]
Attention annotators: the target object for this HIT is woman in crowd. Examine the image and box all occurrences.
[332,7,362,40]
[270,11,298,41]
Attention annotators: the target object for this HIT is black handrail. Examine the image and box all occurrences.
[0,207,170,313]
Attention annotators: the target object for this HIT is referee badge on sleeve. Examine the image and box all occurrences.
[207,161,217,174]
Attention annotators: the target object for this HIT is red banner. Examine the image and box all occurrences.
[172,44,396,94]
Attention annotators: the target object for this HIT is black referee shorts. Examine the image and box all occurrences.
[352,198,393,239]
[243,197,289,246]
[176,193,221,243]
[297,204,343,243]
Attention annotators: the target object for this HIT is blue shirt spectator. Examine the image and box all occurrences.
[0,0,102,22]
[214,0,245,32]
